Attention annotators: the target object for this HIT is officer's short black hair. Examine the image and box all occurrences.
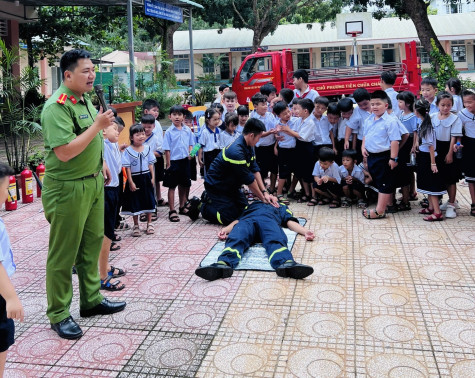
[319,147,335,162]
[292,69,309,83]
[237,105,249,116]
[242,118,266,136]
[380,71,397,85]
[141,114,155,124]
[169,105,185,115]
[353,88,371,103]
[260,84,277,97]
[371,90,389,103]
[143,99,159,112]
[342,149,357,161]
[337,97,354,113]
[273,101,288,117]
[297,98,314,114]
[279,88,294,105]
[60,49,91,80]
[0,162,14,181]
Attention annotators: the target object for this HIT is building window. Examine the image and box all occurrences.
[451,40,466,62]
[446,0,462,13]
[203,54,214,74]
[416,43,430,64]
[174,54,189,74]
[297,48,310,69]
[361,45,375,64]
[321,46,346,67]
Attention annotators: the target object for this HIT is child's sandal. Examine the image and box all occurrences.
[362,208,386,219]
[356,199,367,209]
[139,214,147,222]
[277,195,290,205]
[397,202,411,211]
[132,225,141,237]
[169,210,180,222]
[157,198,168,207]
[419,208,434,215]
[100,276,125,291]
[298,195,310,203]
[329,199,341,209]
[341,197,352,208]
[423,212,444,222]
[307,197,319,206]
[146,224,155,234]
[318,198,330,205]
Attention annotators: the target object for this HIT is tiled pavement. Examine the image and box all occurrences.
[2,179,475,377]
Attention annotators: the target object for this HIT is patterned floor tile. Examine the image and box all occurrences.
[4,362,52,377]
[44,366,119,377]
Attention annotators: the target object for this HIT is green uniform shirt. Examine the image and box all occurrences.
[42,84,103,180]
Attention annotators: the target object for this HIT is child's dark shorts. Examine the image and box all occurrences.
[104,186,119,240]
[277,147,295,180]
[163,158,191,188]
[256,145,278,177]
[367,151,395,194]
[341,179,365,194]
[313,181,343,196]
[154,155,165,183]
[0,294,15,352]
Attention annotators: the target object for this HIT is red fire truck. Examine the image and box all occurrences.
[232,41,421,104]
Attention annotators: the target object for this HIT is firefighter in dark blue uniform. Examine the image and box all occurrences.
[195,201,315,281]
[186,119,279,225]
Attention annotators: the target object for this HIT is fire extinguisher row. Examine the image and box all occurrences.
[4,164,45,211]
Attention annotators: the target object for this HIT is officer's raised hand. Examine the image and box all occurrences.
[93,107,116,130]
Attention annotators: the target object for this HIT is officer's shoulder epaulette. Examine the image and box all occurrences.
[56,93,68,105]
[69,95,78,105]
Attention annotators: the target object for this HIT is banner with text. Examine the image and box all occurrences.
[145,0,183,23]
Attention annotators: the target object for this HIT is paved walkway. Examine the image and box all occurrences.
[2,179,475,377]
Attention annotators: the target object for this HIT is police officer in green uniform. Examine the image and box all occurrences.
[42,49,126,340]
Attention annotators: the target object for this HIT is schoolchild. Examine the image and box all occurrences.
[236,105,249,134]
[326,102,340,146]
[260,83,278,112]
[198,108,221,175]
[457,89,475,216]
[421,77,439,115]
[99,122,126,291]
[414,99,446,221]
[278,88,295,106]
[397,91,419,205]
[162,105,195,222]
[214,83,229,104]
[142,99,167,207]
[183,110,198,182]
[380,71,401,117]
[210,102,225,130]
[113,116,129,232]
[361,90,401,219]
[344,88,371,163]
[336,98,354,163]
[431,91,463,218]
[445,78,463,114]
[311,147,342,208]
[273,101,297,204]
[0,163,24,376]
[121,124,156,236]
[221,91,238,123]
[292,69,319,101]
[220,113,240,148]
[339,149,366,208]
[312,96,335,163]
[251,93,278,193]
[280,98,315,202]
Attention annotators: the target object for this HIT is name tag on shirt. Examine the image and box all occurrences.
[79,114,89,119]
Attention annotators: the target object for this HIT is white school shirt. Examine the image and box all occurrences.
[399,113,419,133]
[296,116,315,142]
[429,99,439,115]
[122,145,156,175]
[385,88,401,118]
[162,125,195,160]
[199,126,221,152]
[312,161,341,183]
[0,218,15,278]
[451,95,463,114]
[219,129,239,149]
[252,111,276,147]
[339,164,365,183]
[144,133,159,154]
[459,109,475,138]
[337,118,352,142]
[276,117,297,149]
[419,128,437,155]
[431,113,463,142]
[389,112,410,135]
[104,139,121,188]
[293,87,319,102]
[363,112,401,153]
[152,120,164,152]
[347,106,371,141]
[313,115,333,146]
[236,124,244,134]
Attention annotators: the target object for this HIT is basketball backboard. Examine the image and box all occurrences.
[336,12,373,39]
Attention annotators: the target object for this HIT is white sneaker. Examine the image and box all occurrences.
[440,200,460,211]
[445,204,457,218]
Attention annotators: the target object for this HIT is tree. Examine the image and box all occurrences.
[199,0,316,53]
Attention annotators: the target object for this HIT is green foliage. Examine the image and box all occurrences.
[460,77,475,91]
[428,39,459,91]
[0,40,44,173]
[27,148,47,170]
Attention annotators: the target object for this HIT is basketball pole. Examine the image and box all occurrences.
[352,33,358,67]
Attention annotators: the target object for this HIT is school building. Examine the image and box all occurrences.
[171,12,475,82]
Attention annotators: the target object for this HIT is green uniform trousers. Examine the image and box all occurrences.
[42,174,104,323]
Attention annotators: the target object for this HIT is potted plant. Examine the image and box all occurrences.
[0,40,44,174]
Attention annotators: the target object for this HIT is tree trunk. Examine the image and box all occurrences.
[402,0,446,63]
[251,29,265,53]
[161,22,180,79]
[26,36,35,68]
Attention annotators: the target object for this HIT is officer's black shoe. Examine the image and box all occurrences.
[185,196,201,221]
[201,190,209,203]
[79,298,126,318]
[51,316,83,340]
[195,263,233,281]
[275,261,314,279]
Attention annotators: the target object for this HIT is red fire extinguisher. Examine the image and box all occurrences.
[21,167,34,204]
[5,176,17,211]
[36,163,45,197]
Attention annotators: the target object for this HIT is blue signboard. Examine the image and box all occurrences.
[145,0,183,23]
